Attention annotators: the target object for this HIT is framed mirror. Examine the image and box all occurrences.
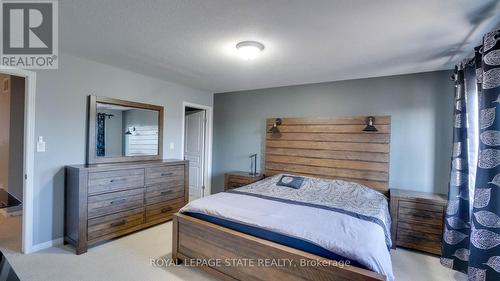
[88,96,164,164]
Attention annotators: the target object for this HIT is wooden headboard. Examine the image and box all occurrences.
[265,116,390,193]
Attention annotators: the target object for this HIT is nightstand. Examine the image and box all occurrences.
[390,189,447,255]
[224,172,264,191]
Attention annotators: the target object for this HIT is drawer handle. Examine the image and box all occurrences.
[110,198,127,205]
[161,207,173,213]
[406,234,425,241]
[160,190,173,196]
[161,172,174,177]
[110,178,126,183]
[110,219,127,227]
[412,213,432,219]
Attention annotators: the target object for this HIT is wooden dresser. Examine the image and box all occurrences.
[224,172,264,191]
[390,189,447,255]
[65,159,188,254]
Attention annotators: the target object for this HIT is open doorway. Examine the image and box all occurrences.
[0,73,25,254]
[182,102,212,202]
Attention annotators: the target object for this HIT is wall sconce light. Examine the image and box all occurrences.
[363,116,378,132]
[268,118,282,135]
[125,127,136,135]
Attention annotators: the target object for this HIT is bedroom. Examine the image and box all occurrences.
[0,0,499,281]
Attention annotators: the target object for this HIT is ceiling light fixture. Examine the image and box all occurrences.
[236,41,265,60]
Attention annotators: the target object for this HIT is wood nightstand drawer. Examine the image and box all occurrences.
[397,226,442,242]
[399,200,444,212]
[396,227,442,255]
[227,178,251,188]
[224,172,264,191]
[398,205,443,226]
[397,221,442,235]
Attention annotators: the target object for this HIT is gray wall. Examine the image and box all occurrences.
[212,70,454,195]
[32,53,213,245]
[123,109,158,128]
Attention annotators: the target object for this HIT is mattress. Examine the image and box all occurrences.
[180,174,394,280]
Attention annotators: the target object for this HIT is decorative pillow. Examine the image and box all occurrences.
[276,175,304,189]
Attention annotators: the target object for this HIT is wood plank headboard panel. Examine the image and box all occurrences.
[265,116,391,193]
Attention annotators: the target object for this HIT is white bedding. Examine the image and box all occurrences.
[180,175,394,280]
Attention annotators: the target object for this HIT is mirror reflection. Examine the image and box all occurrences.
[96,102,159,157]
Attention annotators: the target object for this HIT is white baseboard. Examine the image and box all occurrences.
[29,237,63,253]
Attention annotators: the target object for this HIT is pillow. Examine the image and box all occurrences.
[276,175,304,189]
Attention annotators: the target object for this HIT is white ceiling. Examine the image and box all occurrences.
[60,0,500,93]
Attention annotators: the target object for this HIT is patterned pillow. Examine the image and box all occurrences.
[276,175,304,189]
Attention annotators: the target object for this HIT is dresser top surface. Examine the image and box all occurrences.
[67,159,187,171]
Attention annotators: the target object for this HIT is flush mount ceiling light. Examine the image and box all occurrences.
[235,41,265,60]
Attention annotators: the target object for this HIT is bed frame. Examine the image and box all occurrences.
[173,116,391,281]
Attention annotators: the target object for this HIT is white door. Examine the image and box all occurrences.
[184,110,206,201]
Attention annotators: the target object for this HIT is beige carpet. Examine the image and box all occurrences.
[0,212,22,254]
[2,222,466,281]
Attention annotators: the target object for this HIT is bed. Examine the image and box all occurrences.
[172,116,392,281]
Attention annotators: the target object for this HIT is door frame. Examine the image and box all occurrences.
[0,67,36,254]
[181,101,212,197]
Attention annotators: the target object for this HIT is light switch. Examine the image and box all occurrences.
[37,136,46,152]
[169,142,175,150]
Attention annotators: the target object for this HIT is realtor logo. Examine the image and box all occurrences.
[1,0,58,69]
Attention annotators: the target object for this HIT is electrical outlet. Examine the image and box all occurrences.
[169,142,175,150]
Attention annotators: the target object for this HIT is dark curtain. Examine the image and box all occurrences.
[441,61,473,272]
[96,113,106,156]
[469,30,500,280]
[442,29,500,281]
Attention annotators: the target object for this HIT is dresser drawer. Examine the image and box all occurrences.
[88,169,144,195]
[146,165,184,185]
[88,188,144,219]
[398,206,443,226]
[145,183,185,205]
[87,207,145,243]
[145,197,185,223]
